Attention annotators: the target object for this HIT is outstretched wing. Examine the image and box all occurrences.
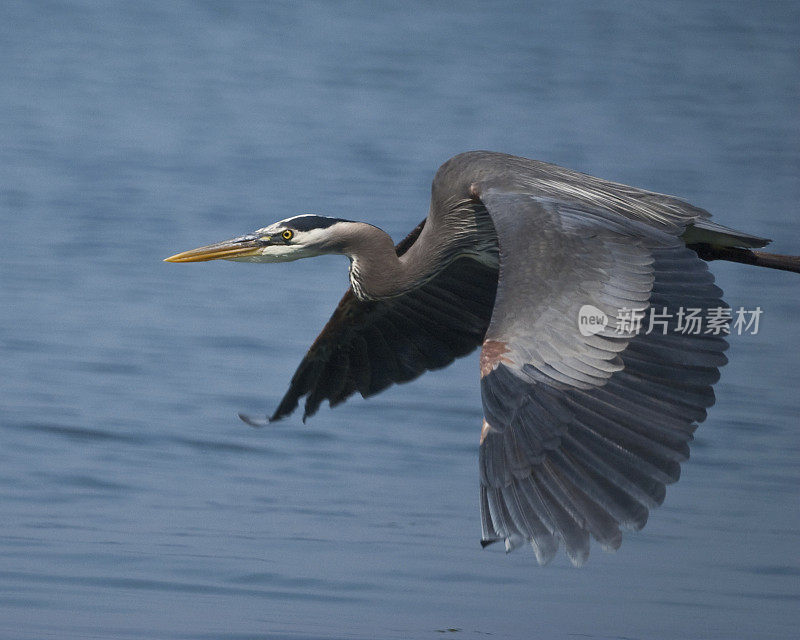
[271,220,498,421]
[476,190,727,565]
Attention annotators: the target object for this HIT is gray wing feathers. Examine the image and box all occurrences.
[478,193,727,565]
[482,192,680,390]
[434,151,713,234]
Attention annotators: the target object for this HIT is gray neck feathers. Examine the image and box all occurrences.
[333,200,497,301]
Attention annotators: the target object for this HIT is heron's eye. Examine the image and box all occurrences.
[282,229,294,241]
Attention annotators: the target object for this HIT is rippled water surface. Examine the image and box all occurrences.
[1,2,798,639]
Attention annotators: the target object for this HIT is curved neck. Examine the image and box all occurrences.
[336,223,440,301]
[332,202,497,301]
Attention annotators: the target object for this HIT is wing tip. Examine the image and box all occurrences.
[269,392,301,422]
[269,407,288,422]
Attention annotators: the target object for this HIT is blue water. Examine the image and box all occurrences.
[1,2,798,638]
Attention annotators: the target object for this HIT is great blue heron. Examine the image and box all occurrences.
[165,151,799,566]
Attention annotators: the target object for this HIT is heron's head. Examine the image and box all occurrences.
[164,215,352,264]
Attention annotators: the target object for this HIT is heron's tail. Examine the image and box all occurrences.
[690,244,800,274]
[681,220,800,274]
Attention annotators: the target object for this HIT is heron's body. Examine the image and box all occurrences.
[166,151,799,565]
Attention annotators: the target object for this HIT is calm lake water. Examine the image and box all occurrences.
[1,2,798,639]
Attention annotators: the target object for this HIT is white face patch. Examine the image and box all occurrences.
[233,216,346,263]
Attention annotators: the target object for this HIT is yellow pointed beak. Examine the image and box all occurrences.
[164,237,265,263]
